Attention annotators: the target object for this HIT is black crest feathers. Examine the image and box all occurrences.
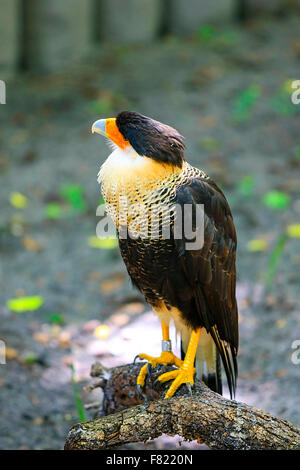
[116,111,185,168]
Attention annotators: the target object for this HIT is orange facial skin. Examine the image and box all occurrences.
[105,118,130,150]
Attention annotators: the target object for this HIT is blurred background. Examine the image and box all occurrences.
[0,0,300,450]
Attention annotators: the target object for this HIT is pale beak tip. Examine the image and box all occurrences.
[91,119,107,136]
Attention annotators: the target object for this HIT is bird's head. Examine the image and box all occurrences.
[92,111,185,168]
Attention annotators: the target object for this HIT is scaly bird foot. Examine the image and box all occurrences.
[158,363,196,398]
[136,351,183,388]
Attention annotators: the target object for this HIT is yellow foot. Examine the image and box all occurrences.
[136,352,183,388]
[158,363,196,398]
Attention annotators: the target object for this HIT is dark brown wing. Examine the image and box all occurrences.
[172,176,238,396]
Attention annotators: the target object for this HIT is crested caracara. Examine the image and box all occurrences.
[92,111,238,399]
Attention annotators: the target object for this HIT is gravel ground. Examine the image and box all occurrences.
[0,15,299,449]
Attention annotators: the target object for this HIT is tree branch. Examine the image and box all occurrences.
[65,362,300,450]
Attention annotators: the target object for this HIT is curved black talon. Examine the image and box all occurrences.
[134,354,140,364]
[137,384,143,398]
[137,384,148,403]
[147,362,152,376]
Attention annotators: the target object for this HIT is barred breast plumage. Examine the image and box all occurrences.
[94,111,238,398]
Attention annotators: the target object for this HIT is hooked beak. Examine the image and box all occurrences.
[92,119,106,136]
[91,117,129,150]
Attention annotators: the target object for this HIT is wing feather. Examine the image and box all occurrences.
[172,177,238,397]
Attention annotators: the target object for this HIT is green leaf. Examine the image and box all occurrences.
[271,80,300,115]
[88,236,118,249]
[7,296,44,312]
[281,79,297,94]
[196,25,216,42]
[199,137,220,151]
[247,239,268,252]
[271,96,296,116]
[237,175,255,197]
[293,146,300,161]
[59,184,88,212]
[232,85,261,121]
[47,313,66,325]
[24,353,38,364]
[71,364,86,423]
[10,192,28,209]
[264,233,287,288]
[286,224,300,238]
[217,31,238,46]
[45,203,62,219]
[262,190,291,210]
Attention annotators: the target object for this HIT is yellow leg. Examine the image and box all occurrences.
[136,321,183,388]
[162,321,169,341]
[159,328,202,398]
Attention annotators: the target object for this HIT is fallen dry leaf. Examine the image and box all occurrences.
[276,369,287,378]
[110,313,130,327]
[33,332,50,344]
[100,273,125,293]
[5,347,18,360]
[276,318,287,329]
[32,416,44,426]
[15,289,25,297]
[29,394,40,406]
[58,331,71,348]
[23,236,43,252]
